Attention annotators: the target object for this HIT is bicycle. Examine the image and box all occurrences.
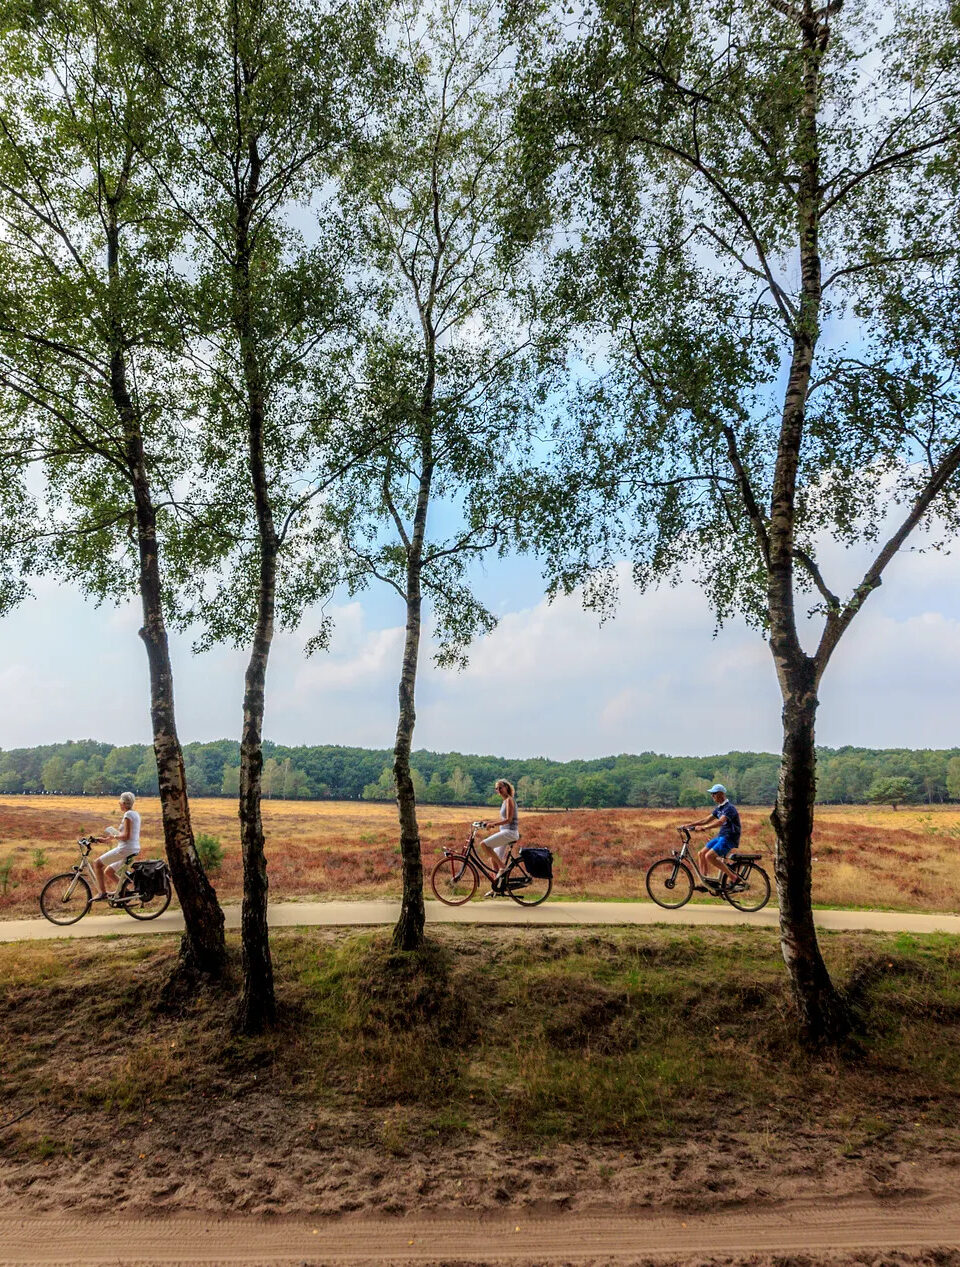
[645,827,771,912]
[39,837,173,926]
[431,821,552,907]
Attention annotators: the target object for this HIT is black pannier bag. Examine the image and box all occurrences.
[520,847,553,879]
[132,859,168,899]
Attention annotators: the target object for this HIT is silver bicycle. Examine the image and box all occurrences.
[39,836,172,925]
[645,826,771,912]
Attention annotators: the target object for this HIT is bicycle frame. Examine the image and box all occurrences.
[443,823,525,887]
[64,838,139,907]
[673,827,707,880]
[672,827,750,886]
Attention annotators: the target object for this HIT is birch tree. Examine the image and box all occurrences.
[515,0,960,1040]
[135,0,377,1031]
[337,0,555,950]
[0,0,227,980]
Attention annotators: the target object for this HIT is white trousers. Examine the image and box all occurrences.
[483,828,519,861]
[97,844,138,868]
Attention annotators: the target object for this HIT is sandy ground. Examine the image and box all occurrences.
[1,1197,959,1265]
[4,897,960,942]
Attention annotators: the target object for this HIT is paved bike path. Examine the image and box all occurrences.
[2,898,959,942]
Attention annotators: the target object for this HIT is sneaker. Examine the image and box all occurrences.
[727,880,749,893]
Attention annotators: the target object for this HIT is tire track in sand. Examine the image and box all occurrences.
[2,1195,959,1265]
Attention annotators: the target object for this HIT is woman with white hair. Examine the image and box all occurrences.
[91,791,141,901]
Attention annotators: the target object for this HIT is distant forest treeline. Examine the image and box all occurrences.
[1,741,959,808]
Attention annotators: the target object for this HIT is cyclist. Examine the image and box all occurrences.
[479,779,519,896]
[684,784,744,892]
[91,791,141,901]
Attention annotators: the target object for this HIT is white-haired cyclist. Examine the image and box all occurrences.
[91,791,141,901]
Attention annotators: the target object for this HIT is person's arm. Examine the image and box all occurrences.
[686,815,716,831]
[504,796,517,824]
[116,814,131,843]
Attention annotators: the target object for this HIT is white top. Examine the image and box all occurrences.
[122,809,141,852]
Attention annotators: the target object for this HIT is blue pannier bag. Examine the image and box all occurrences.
[520,847,553,879]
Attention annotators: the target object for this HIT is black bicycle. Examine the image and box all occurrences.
[645,827,771,912]
[431,822,553,907]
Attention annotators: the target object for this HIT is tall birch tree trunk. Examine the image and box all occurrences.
[766,3,848,1042]
[234,146,278,1033]
[393,559,426,951]
[392,398,434,952]
[105,207,226,981]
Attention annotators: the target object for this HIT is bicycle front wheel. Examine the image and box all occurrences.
[724,864,771,913]
[40,872,92,925]
[431,854,479,905]
[645,858,694,909]
[117,875,172,921]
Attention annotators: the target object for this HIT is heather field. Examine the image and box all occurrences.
[1,795,958,920]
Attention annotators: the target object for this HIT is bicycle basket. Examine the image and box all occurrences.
[519,847,553,879]
[132,859,168,899]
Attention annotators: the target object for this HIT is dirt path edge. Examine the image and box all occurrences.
[2,1197,960,1265]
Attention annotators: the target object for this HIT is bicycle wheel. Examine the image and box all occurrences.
[117,874,172,920]
[506,862,552,907]
[40,872,92,925]
[723,863,771,913]
[431,854,479,905]
[645,857,695,909]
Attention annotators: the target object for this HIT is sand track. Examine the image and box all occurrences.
[2,1196,959,1265]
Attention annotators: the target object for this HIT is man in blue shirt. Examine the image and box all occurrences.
[685,784,744,892]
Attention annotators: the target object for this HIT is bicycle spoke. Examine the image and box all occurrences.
[645,857,694,909]
[40,872,91,925]
[431,854,478,905]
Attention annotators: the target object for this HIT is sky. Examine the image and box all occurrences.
[1,521,959,760]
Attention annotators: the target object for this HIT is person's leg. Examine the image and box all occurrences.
[92,858,107,898]
[700,841,724,885]
[93,845,125,898]
[479,831,507,875]
[710,844,740,885]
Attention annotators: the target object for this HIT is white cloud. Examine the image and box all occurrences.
[1,547,959,758]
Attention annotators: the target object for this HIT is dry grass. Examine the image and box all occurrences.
[1,795,959,919]
[1,925,959,1220]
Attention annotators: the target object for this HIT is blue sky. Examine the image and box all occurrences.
[2,521,958,759]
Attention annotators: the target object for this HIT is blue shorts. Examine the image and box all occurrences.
[705,836,737,859]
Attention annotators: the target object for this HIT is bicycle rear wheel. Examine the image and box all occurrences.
[40,872,91,925]
[723,863,771,913]
[645,857,694,909]
[506,862,552,906]
[117,874,172,920]
[431,854,479,905]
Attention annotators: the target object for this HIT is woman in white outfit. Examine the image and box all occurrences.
[91,791,141,900]
[479,779,519,892]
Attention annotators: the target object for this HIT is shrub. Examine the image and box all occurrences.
[32,848,47,871]
[0,855,16,895]
[195,833,224,873]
